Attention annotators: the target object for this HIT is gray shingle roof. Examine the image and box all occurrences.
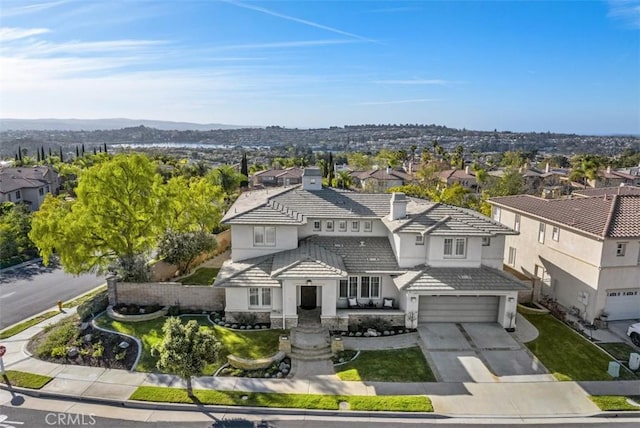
[221,186,297,223]
[214,256,281,288]
[385,203,516,236]
[394,266,529,292]
[271,241,347,278]
[0,166,55,193]
[306,236,401,273]
[489,194,640,239]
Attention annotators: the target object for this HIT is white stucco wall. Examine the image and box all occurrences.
[393,233,428,268]
[230,224,299,261]
[481,235,507,269]
[427,236,483,268]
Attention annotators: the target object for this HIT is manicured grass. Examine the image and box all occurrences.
[95,314,284,373]
[0,311,59,339]
[590,396,640,411]
[336,347,436,382]
[63,285,107,308]
[522,313,638,381]
[179,268,219,285]
[1,370,53,389]
[130,386,433,412]
[599,343,638,361]
[213,325,285,360]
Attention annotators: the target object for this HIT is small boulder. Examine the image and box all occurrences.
[83,334,93,343]
[261,325,268,329]
[246,325,252,330]
[232,324,239,329]
[383,331,390,336]
[118,341,130,349]
[281,368,289,375]
[80,322,90,331]
[278,362,288,371]
[355,332,362,337]
[276,372,283,378]
[240,325,246,330]
[67,347,79,358]
[139,308,146,314]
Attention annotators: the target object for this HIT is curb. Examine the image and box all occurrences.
[0,383,447,419]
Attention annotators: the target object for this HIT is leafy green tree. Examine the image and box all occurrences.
[335,170,353,189]
[208,165,245,197]
[156,318,221,395]
[0,202,36,266]
[165,176,225,233]
[30,154,167,277]
[158,230,217,274]
[347,152,372,170]
[569,154,603,185]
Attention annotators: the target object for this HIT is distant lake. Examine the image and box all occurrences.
[112,142,270,149]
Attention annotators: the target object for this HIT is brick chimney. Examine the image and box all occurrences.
[389,192,407,220]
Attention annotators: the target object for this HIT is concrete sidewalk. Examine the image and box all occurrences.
[1,311,639,418]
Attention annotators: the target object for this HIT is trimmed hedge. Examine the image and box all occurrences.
[77,291,109,321]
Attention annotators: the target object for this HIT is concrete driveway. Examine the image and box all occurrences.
[418,322,553,383]
[607,320,640,350]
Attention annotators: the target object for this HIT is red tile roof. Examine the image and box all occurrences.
[489,194,640,239]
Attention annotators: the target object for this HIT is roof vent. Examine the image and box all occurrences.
[334,243,343,248]
[368,257,378,261]
[359,241,365,247]
[458,274,472,280]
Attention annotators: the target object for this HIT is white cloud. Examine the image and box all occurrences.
[0,27,51,42]
[373,79,460,85]
[0,0,70,17]
[608,0,640,28]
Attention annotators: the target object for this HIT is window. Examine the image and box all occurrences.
[338,220,347,232]
[339,279,348,298]
[444,238,466,257]
[364,220,372,232]
[38,188,44,196]
[249,288,271,307]
[616,242,627,257]
[514,214,520,232]
[313,221,321,231]
[46,185,50,192]
[415,235,424,245]
[15,191,21,200]
[360,276,370,298]
[508,247,517,265]
[482,237,491,246]
[370,277,381,298]
[325,220,334,232]
[538,222,546,244]
[348,276,358,297]
[552,226,560,241]
[493,207,501,222]
[351,221,359,232]
[253,226,276,246]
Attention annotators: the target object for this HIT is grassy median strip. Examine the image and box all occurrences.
[336,347,436,382]
[63,285,107,308]
[1,370,53,389]
[522,312,638,381]
[0,311,59,339]
[590,396,640,411]
[130,386,433,412]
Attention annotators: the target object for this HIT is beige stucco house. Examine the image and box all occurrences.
[0,166,60,210]
[215,168,526,330]
[489,192,640,322]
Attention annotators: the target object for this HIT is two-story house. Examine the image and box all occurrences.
[0,166,60,210]
[489,194,640,322]
[214,168,526,330]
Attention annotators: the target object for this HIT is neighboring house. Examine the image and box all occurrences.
[489,194,640,322]
[587,166,640,188]
[437,167,477,190]
[572,185,640,198]
[0,166,60,210]
[215,167,526,330]
[350,167,413,192]
[252,167,303,187]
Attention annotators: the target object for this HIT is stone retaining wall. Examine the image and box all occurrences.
[227,351,286,370]
[108,278,225,311]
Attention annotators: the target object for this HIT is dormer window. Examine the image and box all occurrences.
[415,235,424,245]
[338,220,347,232]
[444,238,466,258]
[364,220,372,232]
[351,221,359,232]
[253,226,276,246]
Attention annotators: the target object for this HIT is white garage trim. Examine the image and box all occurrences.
[605,289,640,321]
[418,295,500,323]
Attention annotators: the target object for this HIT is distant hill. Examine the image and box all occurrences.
[0,118,255,131]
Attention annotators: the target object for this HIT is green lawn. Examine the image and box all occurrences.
[522,313,638,381]
[179,268,219,285]
[130,386,433,412]
[1,370,53,389]
[95,314,284,374]
[590,396,640,411]
[336,347,436,382]
[0,311,59,339]
[599,343,638,361]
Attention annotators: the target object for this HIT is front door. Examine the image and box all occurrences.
[300,286,317,309]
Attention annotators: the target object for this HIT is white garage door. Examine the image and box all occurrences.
[418,296,499,323]
[605,289,640,321]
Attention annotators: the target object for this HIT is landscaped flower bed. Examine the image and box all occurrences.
[217,357,292,378]
[27,315,137,370]
[112,303,163,316]
[336,327,417,337]
[209,312,270,331]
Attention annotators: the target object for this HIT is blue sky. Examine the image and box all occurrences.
[0,1,638,134]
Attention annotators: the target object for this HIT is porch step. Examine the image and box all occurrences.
[290,326,332,361]
[294,324,325,334]
[289,348,334,361]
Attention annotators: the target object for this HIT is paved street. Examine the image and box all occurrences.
[0,259,104,329]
